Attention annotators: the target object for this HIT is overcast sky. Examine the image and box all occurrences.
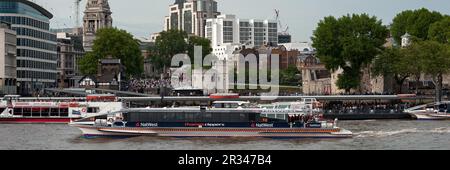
[35,0,450,42]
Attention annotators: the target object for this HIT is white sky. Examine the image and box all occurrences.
[34,0,450,42]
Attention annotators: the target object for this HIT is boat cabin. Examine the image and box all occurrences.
[121,109,260,123]
[212,101,252,109]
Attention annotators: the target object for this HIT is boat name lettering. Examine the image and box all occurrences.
[204,123,225,127]
[140,123,158,127]
[185,123,225,127]
[256,123,274,128]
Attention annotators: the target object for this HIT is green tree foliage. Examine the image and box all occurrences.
[153,29,188,70]
[391,8,443,43]
[280,65,301,86]
[372,47,410,93]
[78,28,143,76]
[429,16,450,44]
[417,41,450,101]
[153,30,212,70]
[312,14,389,92]
[336,69,360,93]
[188,36,213,62]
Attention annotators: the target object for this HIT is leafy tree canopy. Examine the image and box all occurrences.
[152,29,212,70]
[153,29,188,70]
[429,16,450,44]
[391,8,443,44]
[79,28,143,76]
[312,13,389,91]
[280,65,301,86]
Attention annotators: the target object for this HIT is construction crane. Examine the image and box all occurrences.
[274,9,289,35]
[74,0,82,27]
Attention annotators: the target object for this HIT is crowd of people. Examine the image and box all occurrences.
[127,78,172,93]
[322,102,416,114]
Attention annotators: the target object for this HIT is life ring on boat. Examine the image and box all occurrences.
[81,108,87,113]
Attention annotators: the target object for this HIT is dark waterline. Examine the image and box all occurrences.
[0,120,449,150]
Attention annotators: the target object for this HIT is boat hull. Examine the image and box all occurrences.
[0,117,74,124]
[409,113,450,120]
[72,125,353,138]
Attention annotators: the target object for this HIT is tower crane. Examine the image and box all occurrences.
[274,9,289,35]
[74,0,82,27]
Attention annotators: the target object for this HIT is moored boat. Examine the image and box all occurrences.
[69,107,352,138]
[0,95,124,123]
[404,102,450,120]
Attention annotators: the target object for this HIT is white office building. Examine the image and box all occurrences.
[0,22,16,94]
[206,14,278,51]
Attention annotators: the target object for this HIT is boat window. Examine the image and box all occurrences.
[113,122,124,127]
[13,108,22,116]
[126,112,138,122]
[239,113,248,122]
[175,112,185,122]
[23,108,31,117]
[249,113,257,122]
[50,108,59,117]
[213,103,223,108]
[41,109,49,117]
[185,112,194,122]
[31,108,40,117]
[220,113,230,122]
[164,112,176,122]
[87,107,99,113]
[203,113,213,122]
[193,112,202,122]
[60,108,69,117]
[276,114,286,120]
[229,113,240,122]
[151,112,159,122]
[123,113,129,121]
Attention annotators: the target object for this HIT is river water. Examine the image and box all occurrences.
[0,120,448,150]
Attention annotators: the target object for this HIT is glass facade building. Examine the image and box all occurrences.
[0,0,57,95]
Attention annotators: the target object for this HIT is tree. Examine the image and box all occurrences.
[78,28,143,76]
[372,47,410,93]
[312,14,389,92]
[429,16,450,44]
[153,29,188,71]
[187,36,212,62]
[418,41,450,102]
[391,8,443,44]
[280,65,301,86]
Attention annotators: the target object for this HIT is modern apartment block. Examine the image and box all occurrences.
[0,0,57,96]
[0,21,16,95]
[164,0,220,37]
[206,14,278,50]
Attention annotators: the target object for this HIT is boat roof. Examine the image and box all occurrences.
[121,108,260,113]
[212,101,250,104]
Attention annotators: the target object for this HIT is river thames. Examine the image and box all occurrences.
[0,120,448,150]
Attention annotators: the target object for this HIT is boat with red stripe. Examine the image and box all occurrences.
[0,95,124,123]
[70,107,353,138]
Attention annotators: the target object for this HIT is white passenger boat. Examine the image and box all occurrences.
[404,101,450,120]
[0,95,124,123]
[69,107,352,138]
